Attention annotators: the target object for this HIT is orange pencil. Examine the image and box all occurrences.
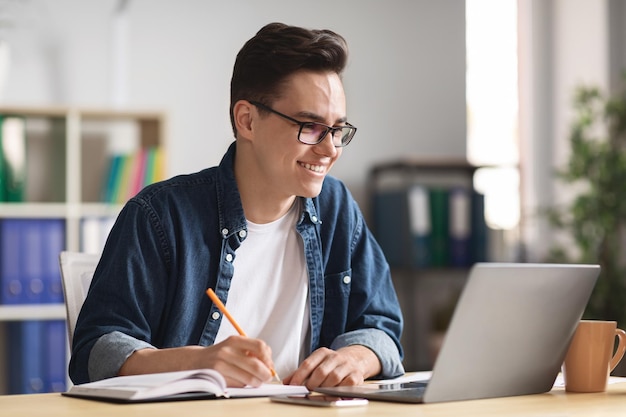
[206,288,282,383]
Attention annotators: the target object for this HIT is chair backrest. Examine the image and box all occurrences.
[58,251,100,350]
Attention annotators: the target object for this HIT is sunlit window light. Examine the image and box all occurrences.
[466,0,520,231]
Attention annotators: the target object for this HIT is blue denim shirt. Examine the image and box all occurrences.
[69,142,404,384]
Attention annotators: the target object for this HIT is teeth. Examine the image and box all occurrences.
[301,162,324,173]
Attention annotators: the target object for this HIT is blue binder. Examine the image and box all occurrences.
[22,220,45,304]
[407,185,431,268]
[373,189,410,267]
[7,321,46,394]
[41,219,65,303]
[448,187,472,267]
[44,320,67,393]
[470,191,489,263]
[0,219,24,304]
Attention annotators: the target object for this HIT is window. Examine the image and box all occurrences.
[466,0,520,233]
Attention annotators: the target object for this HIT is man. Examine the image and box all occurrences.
[70,22,404,389]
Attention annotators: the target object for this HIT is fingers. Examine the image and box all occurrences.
[285,347,367,389]
[204,335,275,387]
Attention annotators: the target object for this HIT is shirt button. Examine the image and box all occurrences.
[238,230,247,238]
[343,275,351,284]
[212,311,221,320]
[225,253,233,262]
[311,215,318,223]
[221,228,229,236]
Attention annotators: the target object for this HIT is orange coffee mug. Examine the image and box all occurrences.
[562,320,626,393]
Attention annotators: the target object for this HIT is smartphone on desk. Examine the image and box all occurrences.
[270,394,369,407]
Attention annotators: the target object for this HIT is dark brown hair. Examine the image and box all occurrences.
[229,22,349,137]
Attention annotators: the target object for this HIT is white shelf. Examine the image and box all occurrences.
[0,203,68,218]
[0,203,122,218]
[0,106,166,395]
[0,304,66,321]
[77,203,124,217]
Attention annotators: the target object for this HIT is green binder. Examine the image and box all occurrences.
[1,116,27,202]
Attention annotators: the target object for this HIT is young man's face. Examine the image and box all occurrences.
[251,70,347,199]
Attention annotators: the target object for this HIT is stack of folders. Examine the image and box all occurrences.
[0,218,67,394]
[0,115,67,394]
[373,185,488,269]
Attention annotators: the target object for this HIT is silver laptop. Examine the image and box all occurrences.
[315,263,600,403]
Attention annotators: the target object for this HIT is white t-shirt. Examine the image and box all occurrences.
[214,202,309,378]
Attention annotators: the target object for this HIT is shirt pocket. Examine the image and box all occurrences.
[322,269,352,341]
[324,269,352,298]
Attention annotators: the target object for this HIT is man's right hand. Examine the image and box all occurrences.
[118,335,276,387]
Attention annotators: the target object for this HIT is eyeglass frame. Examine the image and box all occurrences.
[248,100,357,147]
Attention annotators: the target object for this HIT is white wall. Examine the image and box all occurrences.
[519,0,612,261]
[1,0,466,210]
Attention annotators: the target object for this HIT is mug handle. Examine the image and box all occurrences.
[609,328,626,372]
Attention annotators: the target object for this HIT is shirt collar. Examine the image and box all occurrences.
[216,141,322,240]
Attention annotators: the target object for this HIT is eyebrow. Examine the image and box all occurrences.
[295,110,348,126]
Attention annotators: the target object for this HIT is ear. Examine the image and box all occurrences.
[233,100,255,140]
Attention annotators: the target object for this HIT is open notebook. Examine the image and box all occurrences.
[63,369,308,403]
[315,263,600,403]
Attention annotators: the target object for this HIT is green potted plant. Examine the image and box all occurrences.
[545,81,626,338]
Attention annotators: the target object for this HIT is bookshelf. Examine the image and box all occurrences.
[368,158,488,371]
[0,106,167,394]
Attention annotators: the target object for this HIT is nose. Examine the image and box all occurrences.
[314,130,340,157]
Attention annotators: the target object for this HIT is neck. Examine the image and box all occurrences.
[242,188,297,224]
[234,150,297,224]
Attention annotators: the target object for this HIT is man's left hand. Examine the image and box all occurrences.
[283,345,381,389]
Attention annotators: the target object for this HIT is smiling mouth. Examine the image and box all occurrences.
[299,162,325,173]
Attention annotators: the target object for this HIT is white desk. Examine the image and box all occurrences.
[3,379,626,417]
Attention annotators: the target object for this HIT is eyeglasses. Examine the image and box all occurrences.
[249,101,357,147]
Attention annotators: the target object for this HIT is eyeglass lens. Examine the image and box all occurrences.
[299,123,354,146]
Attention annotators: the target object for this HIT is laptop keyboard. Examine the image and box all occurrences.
[377,380,429,394]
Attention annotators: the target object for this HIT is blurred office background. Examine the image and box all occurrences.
[3,0,619,263]
[0,0,624,375]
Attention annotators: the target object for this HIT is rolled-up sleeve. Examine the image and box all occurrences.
[330,328,405,378]
[88,331,155,381]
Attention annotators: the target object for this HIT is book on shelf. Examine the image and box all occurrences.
[102,146,164,204]
[103,154,123,203]
[63,369,309,403]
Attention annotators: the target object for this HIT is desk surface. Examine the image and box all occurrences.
[4,381,626,417]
